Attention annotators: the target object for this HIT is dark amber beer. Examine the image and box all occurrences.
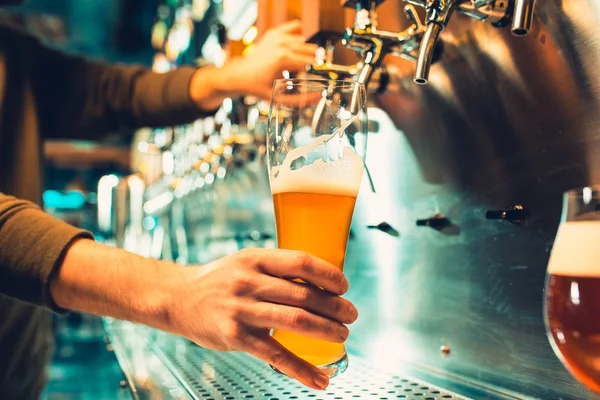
[545,221,600,394]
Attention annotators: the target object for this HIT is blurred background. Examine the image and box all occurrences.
[2,0,252,203]
[0,1,258,398]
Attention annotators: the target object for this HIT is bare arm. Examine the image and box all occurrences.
[49,239,358,391]
[0,192,357,390]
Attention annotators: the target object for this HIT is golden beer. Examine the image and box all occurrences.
[271,191,357,366]
[267,78,367,377]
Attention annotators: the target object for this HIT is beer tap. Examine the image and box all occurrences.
[307,31,361,82]
[305,1,435,194]
[338,1,443,89]
[307,2,441,93]
[511,0,536,36]
[406,0,535,84]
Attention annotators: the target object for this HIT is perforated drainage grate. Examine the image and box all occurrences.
[149,337,468,400]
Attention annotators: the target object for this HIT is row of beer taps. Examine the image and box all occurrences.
[311,0,535,86]
[98,0,537,263]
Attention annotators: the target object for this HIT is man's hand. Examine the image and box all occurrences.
[224,20,319,99]
[51,241,358,391]
[189,20,318,110]
[166,248,358,390]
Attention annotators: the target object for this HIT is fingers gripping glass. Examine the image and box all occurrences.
[266,79,368,378]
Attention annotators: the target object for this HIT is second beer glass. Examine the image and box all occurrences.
[266,79,367,378]
[544,187,600,395]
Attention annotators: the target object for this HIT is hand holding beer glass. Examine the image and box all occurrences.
[544,187,600,395]
[266,79,367,378]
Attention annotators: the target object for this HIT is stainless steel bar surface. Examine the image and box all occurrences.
[105,319,510,400]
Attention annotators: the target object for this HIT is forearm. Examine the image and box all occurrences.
[50,239,177,329]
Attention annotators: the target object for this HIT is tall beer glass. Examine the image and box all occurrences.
[544,187,600,395]
[266,79,367,377]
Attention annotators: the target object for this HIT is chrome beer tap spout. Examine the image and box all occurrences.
[306,3,440,94]
[341,1,442,88]
[406,0,534,84]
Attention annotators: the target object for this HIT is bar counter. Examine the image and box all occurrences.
[102,318,508,400]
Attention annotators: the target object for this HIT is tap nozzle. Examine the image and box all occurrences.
[409,0,522,84]
[512,0,536,36]
[408,0,457,84]
[414,22,444,85]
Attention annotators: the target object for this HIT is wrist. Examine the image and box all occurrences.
[132,259,183,330]
[212,57,246,97]
[189,60,244,110]
[50,238,183,330]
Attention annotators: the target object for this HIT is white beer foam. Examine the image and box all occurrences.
[547,221,600,277]
[271,147,364,196]
[270,115,364,197]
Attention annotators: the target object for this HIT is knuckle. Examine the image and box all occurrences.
[236,248,257,263]
[330,321,347,342]
[228,302,245,321]
[333,298,344,315]
[295,285,312,304]
[269,352,287,366]
[286,310,308,328]
[295,251,313,270]
[222,322,244,344]
[329,268,342,283]
[326,320,338,335]
[230,273,256,296]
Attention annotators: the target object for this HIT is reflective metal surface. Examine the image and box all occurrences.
[406,0,523,84]
[42,316,131,400]
[347,0,600,398]
[106,320,497,400]
[105,1,600,399]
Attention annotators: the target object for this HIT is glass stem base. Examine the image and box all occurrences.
[270,352,349,379]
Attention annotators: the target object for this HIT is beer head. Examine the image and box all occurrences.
[267,79,367,198]
[547,221,600,278]
[270,146,364,196]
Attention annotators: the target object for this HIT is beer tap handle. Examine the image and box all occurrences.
[404,4,425,32]
[306,30,361,80]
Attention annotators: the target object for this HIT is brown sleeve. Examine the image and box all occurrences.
[24,31,215,140]
[0,193,93,311]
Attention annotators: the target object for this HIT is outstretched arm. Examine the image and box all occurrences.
[24,20,316,139]
[50,240,357,391]
[0,192,357,390]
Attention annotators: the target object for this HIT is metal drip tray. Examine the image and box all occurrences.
[105,321,478,400]
[146,335,467,400]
